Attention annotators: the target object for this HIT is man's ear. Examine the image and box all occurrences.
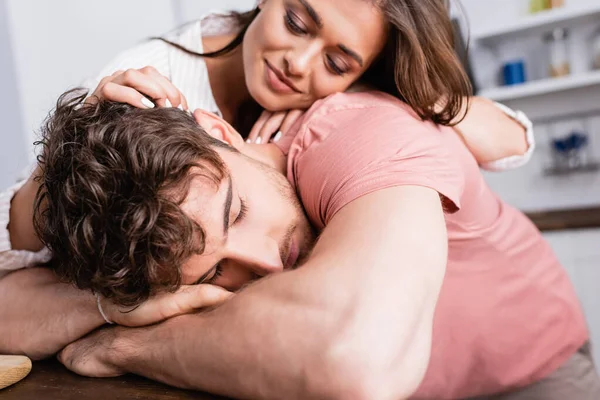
[257,0,266,10]
[193,109,243,148]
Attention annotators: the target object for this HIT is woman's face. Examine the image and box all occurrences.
[243,0,387,111]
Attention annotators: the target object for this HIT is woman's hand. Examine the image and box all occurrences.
[101,284,233,327]
[86,66,189,110]
[247,109,305,144]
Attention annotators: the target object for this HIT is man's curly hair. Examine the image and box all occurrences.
[33,89,230,307]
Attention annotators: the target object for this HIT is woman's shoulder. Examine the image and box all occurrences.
[199,10,245,37]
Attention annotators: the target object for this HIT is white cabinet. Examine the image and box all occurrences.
[543,229,600,364]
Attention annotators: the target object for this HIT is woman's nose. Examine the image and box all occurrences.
[285,43,321,77]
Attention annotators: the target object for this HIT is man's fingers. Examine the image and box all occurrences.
[185,284,234,308]
[111,284,234,327]
[56,348,67,366]
[166,285,234,317]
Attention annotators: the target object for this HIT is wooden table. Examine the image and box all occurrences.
[1,358,229,400]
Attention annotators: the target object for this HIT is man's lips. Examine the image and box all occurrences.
[265,60,302,94]
[285,236,300,269]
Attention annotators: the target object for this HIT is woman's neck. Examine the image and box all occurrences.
[202,33,252,125]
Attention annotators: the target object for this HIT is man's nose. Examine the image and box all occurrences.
[230,235,284,277]
[285,42,321,77]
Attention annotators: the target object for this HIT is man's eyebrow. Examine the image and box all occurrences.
[338,44,364,67]
[223,175,233,238]
[299,0,323,28]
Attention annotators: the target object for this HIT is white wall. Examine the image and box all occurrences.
[0,0,255,183]
[0,0,27,188]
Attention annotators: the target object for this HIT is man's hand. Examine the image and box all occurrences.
[58,327,125,378]
[103,284,234,327]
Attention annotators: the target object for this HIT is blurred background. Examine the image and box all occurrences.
[0,0,599,360]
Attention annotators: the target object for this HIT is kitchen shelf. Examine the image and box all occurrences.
[477,70,600,102]
[473,5,600,44]
[526,206,600,232]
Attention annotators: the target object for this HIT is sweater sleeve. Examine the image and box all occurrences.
[480,102,536,171]
[0,179,51,279]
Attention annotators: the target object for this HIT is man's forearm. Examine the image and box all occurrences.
[109,271,352,400]
[0,268,104,359]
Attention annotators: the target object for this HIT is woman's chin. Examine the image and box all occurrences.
[250,88,288,111]
[247,81,308,111]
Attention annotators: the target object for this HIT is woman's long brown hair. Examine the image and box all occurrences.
[159,1,471,128]
[362,0,472,125]
[154,9,263,137]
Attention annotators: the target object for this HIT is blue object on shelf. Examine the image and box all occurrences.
[552,132,589,153]
[503,60,527,86]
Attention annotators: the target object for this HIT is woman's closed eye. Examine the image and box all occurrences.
[326,55,349,76]
[285,9,308,35]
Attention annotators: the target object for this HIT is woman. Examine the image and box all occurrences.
[2,0,533,268]
[81,0,531,160]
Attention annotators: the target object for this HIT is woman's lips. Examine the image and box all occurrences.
[265,61,299,95]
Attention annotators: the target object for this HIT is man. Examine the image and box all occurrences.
[1,89,597,399]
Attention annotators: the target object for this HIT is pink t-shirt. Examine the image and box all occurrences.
[276,91,588,399]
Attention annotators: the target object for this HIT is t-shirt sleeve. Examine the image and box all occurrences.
[289,105,465,230]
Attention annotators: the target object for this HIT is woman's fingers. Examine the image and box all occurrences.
[87,67,189,110]
[139,66,189,110]
[248,110,305,144]
[85,74,118,105]
[257,112,287,144]
[279,109,305,139]
[110,68,171,107]
[248,111,273,143]
[100,81,157,109]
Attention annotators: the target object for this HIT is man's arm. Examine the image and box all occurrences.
[0,266,233,359]
[62,185,447,400]
[0,268,104,360]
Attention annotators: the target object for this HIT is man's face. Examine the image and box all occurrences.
[180,146,315,291]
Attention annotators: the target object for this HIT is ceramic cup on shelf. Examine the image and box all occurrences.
[503,60,527,86]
